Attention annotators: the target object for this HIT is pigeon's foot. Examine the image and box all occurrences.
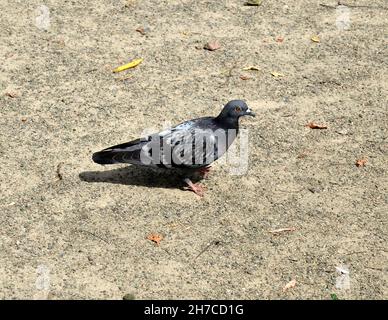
[183,178,206,197]
[197,166,212,179]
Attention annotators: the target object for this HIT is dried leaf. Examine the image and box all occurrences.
[245,0,263,6]
[113,58,143,73]
[136,26,150,35]
[239,75,251,80]
[355,159,367,167]
[5,91,18,98]
[306,122,328,129]
[271,71,284,78]
[147,233,163,245]
[269,227,296,235]
[283,279,297,292]
[135,27,146,35]
[242,65,260,71]
[204,41,221,51]
[276,37,284,43]
[311,35,320,43]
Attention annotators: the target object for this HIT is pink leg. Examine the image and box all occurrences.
[198,166,212,179]
[183,178,206,197]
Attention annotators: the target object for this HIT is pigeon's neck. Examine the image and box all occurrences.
[215,115,240,131]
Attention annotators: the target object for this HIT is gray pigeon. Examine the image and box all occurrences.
[92,100,255,196]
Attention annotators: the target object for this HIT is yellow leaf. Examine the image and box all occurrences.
[113,58,143,73]
[271,71,284,77]
[245,0,262,5]
[311,35,320,43]
[242,65,261,71]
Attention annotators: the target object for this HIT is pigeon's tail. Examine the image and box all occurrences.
[92,138,147,165]
[92,150,120,165]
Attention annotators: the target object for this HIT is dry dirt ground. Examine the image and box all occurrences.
[1,0,387,299]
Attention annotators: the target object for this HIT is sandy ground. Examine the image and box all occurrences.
[1,0,387,299]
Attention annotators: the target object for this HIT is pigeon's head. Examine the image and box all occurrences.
[218,100,255,120]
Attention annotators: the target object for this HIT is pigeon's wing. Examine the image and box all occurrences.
[91,121,199,167]
[92,137,153,165]
[158,118,222,169]
[92,117,225,168]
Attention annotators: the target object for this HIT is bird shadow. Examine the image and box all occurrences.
[79,166,200,190]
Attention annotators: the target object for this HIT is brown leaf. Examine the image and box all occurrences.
[135,27,146,35]
[355,159,367,167]
[306,122,328,129]
[283,279,297,292]
[147,233,163,245]
[268,227,296,235]
[239,75,251,80]
[136,26,150,35]
[5,91,18,98]
[204,41,221,51]
[276,37,284,43]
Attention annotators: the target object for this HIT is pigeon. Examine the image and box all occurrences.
[92,100,255,196]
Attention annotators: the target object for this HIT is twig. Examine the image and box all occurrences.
[85,68,97,74]
[365,266,384,271]
[56,162,64,180]
[274,188,304,193]
[269,227,296,235]
[320,2,388,10]
[319,3,337,8]
[194,240,221,260]
[76,229,110,244]
[343,251,368,256]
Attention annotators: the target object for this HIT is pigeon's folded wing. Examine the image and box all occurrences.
[158,122,220,169]
[92,118,223,168]
[92,137,151,165]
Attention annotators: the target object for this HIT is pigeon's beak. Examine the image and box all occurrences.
[245,108,256,117]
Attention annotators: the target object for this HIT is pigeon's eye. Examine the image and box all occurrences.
[235,106,242,112]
